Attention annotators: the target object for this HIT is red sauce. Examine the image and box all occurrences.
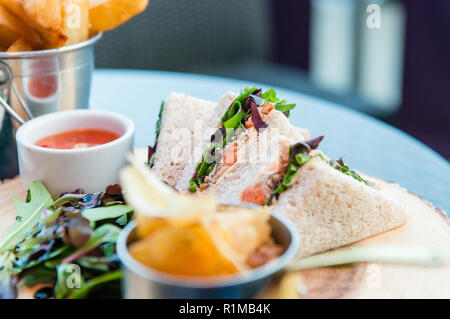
[35,129,120,149]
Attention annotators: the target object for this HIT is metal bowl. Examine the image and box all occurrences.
[117,207,300,299]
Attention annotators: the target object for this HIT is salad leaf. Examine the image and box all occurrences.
[55,263,85,299]
[62,224,121,264]
[331,157,373,186]
[62,214,92,248]
[67,270,122,299]
[148,100,165,167]
[77,255,115,272]
[249,97,267,131]
[82,205,133,226]
[223,108,246,129]
[0,182,53,252]
[21,265,57,287]
[261,88,276,101]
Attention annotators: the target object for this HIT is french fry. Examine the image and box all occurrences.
[62,0,89,45]
[89,0,148,34]
[0,4,39,49]
[0,0,67,48]
[7,37,33,52]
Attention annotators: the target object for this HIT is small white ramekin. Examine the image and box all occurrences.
[16,109,134,198]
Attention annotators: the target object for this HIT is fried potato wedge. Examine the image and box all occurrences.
[0,0,67,48]
[0,4,40,48]
[129,224,243,277]
[89,0,148,34]
[62,0,89,45]
[7,37,33,52]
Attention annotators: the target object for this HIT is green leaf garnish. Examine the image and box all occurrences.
[66,270,122,299]
[55,263,85,299]
[330,158,373,186]
[0,182,53,252]
[295,153,311,166]
[62,224,121,264]
[82,205,133,227]
[148,100,165,167]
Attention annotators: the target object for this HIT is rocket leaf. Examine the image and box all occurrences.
[0,182,53,251]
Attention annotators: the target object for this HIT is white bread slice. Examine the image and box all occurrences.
[172,91,237,191]
[151,93,217,187]
[273,157,409,257]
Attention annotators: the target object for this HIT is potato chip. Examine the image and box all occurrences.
[119,156,217,222]
[134,214,170,239]
[7,37,32,52]
[89,0,148,34]
[62,0,89,45]
[203,206,272,266]
[129,224,243,277]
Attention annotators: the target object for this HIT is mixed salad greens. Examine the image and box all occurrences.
[188,87,297,192]
[147,100,165,167]
[330,157,373,186]
[0,182,133,299]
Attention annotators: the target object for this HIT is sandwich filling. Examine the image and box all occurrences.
[263,137,374,205]
[147,101,165,167]
[259,136,324,205]
[188,87,297,192]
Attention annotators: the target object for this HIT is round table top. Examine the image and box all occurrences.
[91,69,450,215]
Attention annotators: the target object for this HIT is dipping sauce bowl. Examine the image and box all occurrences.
[16,109,134,198]
[117,209,300,299]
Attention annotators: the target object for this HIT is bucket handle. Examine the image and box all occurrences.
[0,61,34,125]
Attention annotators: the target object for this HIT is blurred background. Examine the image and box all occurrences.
[0,0,449,180]
[94,0,449,158]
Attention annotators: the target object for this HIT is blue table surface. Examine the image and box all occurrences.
[91,69,450,215]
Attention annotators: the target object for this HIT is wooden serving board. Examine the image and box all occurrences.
[0,176,449,299]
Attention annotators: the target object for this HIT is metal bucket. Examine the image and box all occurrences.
[0,34,102,179]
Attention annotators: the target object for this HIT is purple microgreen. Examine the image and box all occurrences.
[249,99,267,132]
